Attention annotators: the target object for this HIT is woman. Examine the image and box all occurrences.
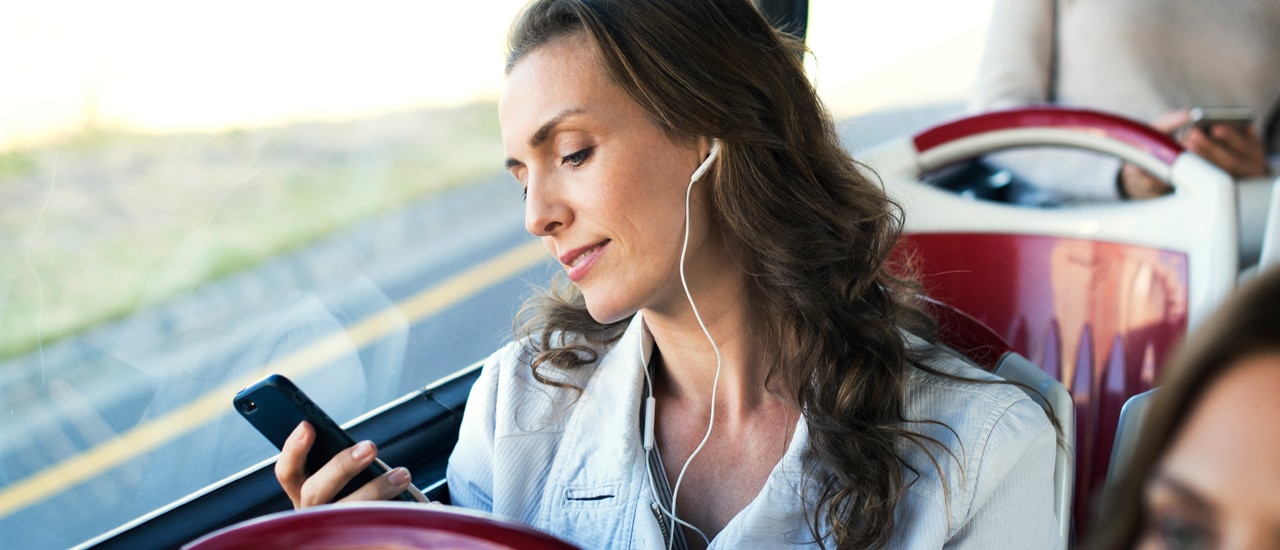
[277,1,1058,548]
[1089,266,1280,549]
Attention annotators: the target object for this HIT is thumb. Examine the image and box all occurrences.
[1150,109,1191,134]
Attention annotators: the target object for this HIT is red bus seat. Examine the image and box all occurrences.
[1105,387,1158,487]
[182,501,578,549]
[864,107,1238,535]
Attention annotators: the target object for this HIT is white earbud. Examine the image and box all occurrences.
[689,140,721,185]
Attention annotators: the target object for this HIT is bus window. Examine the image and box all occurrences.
[805,0,995,146]
[0,2,537,547]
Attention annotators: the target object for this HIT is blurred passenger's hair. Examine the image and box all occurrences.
[1088,266,1280,549]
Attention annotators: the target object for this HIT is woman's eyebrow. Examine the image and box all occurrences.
[1151,471,1218,516]
[529,108,587,147]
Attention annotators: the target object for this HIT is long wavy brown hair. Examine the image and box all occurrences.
[506,0,949,547]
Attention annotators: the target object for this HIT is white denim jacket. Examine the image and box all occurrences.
[447,314,1059,548]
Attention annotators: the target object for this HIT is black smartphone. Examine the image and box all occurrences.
[233,373,427,502]
[1188,107,1253,131]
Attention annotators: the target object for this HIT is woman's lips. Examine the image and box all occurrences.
[561,240,609,282]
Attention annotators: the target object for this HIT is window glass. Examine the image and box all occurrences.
[0,1,534,547]
[806,0,995,147]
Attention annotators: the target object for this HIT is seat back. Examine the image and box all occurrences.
[862,107,1238,531]
[1258,176,1280,270]
[1106,387,1159,486]
[926,299,1074,545]
[182,501,577,549]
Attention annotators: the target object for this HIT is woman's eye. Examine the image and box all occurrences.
[561,147,592,167]
[1151,517,1214,550]
[521,187,528,202]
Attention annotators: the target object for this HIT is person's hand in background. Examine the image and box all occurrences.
[1183,120,1270,180]
[1120,109,1271,200]
[1118,111,1188,199]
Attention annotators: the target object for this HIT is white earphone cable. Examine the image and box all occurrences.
[641,352,711,548]
[666,141,723,550]
[638,141,722,550]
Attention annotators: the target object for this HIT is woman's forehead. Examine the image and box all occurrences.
[504,33,602,96]
[499,36,633,139]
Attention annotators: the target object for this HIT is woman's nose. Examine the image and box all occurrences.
[524,175,568,236]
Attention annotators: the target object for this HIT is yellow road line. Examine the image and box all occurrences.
[0,239,548,519]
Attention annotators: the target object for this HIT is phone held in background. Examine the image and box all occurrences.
[233,373,428,503]
[1186,106,1254,135]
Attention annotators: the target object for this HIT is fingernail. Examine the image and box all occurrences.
[290,422,308,442]
[390,468,411,486]
[352,441,374,460]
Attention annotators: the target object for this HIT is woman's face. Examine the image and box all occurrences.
[1138,352,1280,549]
[499,35,721,324]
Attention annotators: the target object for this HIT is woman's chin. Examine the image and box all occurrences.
[582,298,637,326]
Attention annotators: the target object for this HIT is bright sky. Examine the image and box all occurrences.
[0,0,993,151]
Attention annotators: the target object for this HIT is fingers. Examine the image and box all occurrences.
[296,439,377,506]
[275,421,314,507]
[274,424,414,508]
[1120,163,1172,200]
[1150,109,1191,134]
[301,441,416,506]
[336,466,415,504]
[1184,125,1270,179]
[1151,110,1268,178]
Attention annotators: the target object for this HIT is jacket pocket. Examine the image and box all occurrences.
[563,483,622,509]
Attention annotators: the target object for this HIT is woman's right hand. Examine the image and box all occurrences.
[274,421,415,509]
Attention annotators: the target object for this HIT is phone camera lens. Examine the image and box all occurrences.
[239,400,257,414]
